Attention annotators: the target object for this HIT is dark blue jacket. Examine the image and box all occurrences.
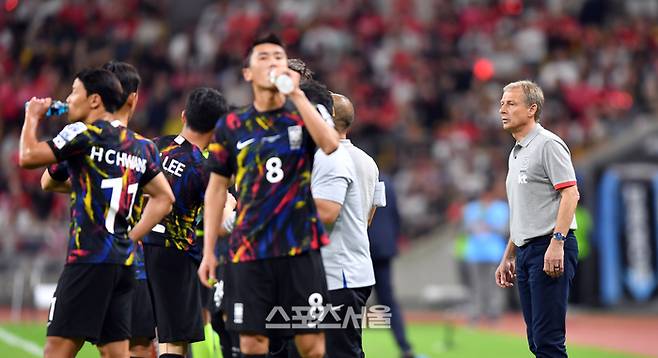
[368,174,400,259]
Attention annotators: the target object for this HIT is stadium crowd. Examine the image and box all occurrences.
[1,0,657,258]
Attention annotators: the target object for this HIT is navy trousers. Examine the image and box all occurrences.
[373,258,412,354]
[516,231,578,358]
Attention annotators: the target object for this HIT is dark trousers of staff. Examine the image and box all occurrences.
[516,230,578,358]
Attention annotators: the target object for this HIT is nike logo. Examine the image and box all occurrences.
[262,134,281,143]
[236,138,255,150]
[330,304,344,312]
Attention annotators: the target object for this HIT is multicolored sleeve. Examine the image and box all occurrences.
[206,119,235,178]
[47,162,70,182]
[140,140,162,186]
[46,122,91,161]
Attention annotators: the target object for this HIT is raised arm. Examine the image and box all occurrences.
[287,71,339,154]
[19,98,58,169]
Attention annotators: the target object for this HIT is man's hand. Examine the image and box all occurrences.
[25,97,52,121]
[198,253,218,288]
[544,239,565,278]
[495,257,516,288]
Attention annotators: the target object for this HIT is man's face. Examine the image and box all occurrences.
[499,87,535,133]
[243,43,288,88]
[65,79,92,122]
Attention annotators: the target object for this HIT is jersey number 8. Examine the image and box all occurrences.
[266,157,284,183]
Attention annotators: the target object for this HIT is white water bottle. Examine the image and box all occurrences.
[269,70,294,95]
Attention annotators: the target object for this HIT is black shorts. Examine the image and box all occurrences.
[224,250,329,335]
[131,279,155,340]
[47,263,135,345]
[143,245,204,343]
[200,285,213,312]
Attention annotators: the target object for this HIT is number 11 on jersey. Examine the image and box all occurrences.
[101,177,139,234]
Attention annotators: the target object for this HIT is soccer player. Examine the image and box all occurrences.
[40,61,158,358]
[198,33,339,358]
[142,87,229,358]
[20,68,174,358]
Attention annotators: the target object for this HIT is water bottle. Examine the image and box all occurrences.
[269,70,294,95]
[24,100,69,117]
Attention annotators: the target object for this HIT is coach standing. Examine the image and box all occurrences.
[495,80,579,358]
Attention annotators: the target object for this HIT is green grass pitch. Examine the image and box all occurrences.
[0,322,646,357]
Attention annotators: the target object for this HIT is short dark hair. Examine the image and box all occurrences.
[242,33,285,68]
[288,58,314,80]
[75,68,124,113]
[102,61,141,107]
[300,79,333,111]
[185,87,229,133]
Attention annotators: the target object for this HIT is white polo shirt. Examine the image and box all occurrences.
[312,140,377,290]
[506,124,578,247]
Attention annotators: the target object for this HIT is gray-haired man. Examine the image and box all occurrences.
[495,80,580,357]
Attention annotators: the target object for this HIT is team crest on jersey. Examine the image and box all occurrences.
[288,125,302,150]
[53,122,87,149]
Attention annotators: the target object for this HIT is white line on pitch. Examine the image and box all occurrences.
[0,326,42,356]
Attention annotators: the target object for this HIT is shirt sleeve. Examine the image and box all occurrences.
[311,150,351,205]
[139,140,162,186]
[47,162,70,181]
[542,139,577,190]
[206,118,235,178]
[46,122,92,161]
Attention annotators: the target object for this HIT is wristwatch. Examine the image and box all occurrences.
[552,232,566,241]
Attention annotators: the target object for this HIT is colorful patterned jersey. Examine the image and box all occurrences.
[46,119,161,265]
[206,100,329,262]
[142,135,209,262]
[47,161,148,279]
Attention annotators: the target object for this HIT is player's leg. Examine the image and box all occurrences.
[96,265,135,358]
[129,278,156,357]
[224,259,275,355]
[191,286,222,357]
[97,340,129,358]
[44,336,84,358]
[294,332,325,358]
[46,264,116,358]
[277,250,329,358]
[144,245,205,356]
[240,333,269,355]
[129,337,154,358]
[211,309,241,357]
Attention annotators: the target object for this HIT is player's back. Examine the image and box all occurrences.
[48,119,161,265]
[143,135,209,261]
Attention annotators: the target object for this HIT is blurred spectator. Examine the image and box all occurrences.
[462,180,508,324]
[1,0,657,258]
